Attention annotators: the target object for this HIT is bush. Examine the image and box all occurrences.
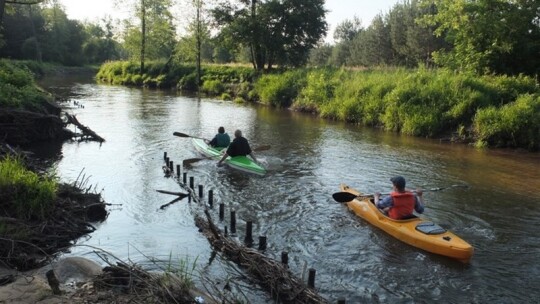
[202,79,225,95]
[254,69,307,107]
[474,94,540,150]
[0,59,51,110]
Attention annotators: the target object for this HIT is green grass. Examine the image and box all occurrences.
[0,156,57,220]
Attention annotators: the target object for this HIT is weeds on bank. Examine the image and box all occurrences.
[0,155,57,220]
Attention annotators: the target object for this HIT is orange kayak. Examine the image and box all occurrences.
[339,184,473,263]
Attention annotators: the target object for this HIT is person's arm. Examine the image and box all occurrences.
[217,152,228,166]
[414,189,424,213]
[375,194,393,211]
[209,136,217,147]
[249,152,257,163]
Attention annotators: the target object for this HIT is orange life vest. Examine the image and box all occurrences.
[388,191,415,220]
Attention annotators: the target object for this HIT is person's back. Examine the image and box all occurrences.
[374,176,424,220]
[209,127,230,148]
[226,135,251,157]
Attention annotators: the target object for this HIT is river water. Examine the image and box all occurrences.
[34,75,540,303]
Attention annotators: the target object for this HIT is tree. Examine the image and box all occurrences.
[333,16,363,43]
[212,0,327,70]
[121,0,176,72]
[419,0,540,75]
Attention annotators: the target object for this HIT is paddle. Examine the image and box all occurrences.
[332,184,469,203]
[182,145,271,166]
[173,132,210,141]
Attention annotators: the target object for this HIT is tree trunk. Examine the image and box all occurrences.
[28,5,42,63]
[0,0,6,26]
[140,0,146,74]
[195,0,201,90]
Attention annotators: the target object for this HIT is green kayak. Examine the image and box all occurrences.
[191,138,266,176]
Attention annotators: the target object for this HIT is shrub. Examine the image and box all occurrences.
[474,94,540,150]
[202,79,225,95]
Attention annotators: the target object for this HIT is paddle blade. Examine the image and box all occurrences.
[253,145,271,152]
[182,157,206,166]
[173,132,190,138]
[332,192,359,203]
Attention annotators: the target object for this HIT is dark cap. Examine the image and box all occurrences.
[390,176,406,189]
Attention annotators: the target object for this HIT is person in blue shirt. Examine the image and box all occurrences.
[208,126,230,149]
[217,129,257,166]
[374,176,424,219]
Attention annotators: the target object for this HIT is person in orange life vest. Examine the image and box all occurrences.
[374,176,424,220]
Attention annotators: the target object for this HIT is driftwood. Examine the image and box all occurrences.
[156,190,189,209]
[175,178,328,303]
[65,113,105,142]
[0,183,108,270]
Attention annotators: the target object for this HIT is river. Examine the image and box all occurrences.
[34,75,540,303]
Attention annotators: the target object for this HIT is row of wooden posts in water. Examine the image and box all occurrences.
[162,152,348,304]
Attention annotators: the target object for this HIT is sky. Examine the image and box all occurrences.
[59,0,401,43]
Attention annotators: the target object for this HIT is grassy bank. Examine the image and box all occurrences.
[260,68,540,151]
[0,59,52,111]
[0,156,57,221]
[96,61,540,151]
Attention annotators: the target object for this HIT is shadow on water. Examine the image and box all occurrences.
[34,78,540,303]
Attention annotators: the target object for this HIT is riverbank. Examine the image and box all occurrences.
[96,61,540,151]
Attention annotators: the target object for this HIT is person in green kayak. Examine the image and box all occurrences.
[217,129,257,166]
[208,126,231,149]
[374,176,424,220]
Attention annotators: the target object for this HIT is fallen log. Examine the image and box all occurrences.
[65,113,105,142]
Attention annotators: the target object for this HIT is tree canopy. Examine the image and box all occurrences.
[212,0,327,70]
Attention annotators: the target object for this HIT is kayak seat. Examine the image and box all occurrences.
[415,222,447,235]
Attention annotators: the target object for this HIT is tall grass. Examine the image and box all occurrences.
[474,94,540,150]
[0,156,57,220]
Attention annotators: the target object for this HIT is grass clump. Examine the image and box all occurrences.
[0,156,57,220]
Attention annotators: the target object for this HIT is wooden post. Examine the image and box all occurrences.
[208,190,213,208]
[164,152,167,160]
[189,176,194,190]
[198,185,203,198]
[224,225,228,237]
[258,235,267,250]
[337,298,346,304]
[176,164,180,177]
[166,157,169,166]
[281,251,288,266]
[169,161,174,172]
[308,268,316,288]
[183,172,187,184]
[244,221,253,245]
[230,210,236,234]
[219,203,224,220]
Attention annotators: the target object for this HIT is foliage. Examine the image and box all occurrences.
[287,67,539,149]
[201,79,225,95]
[254,69,307,107]
[418,0,540,75]
[474,94,540,150]
[0,59,51,110]
[0,156,57,220]
[212,0,327,70]
[0,3,123,65]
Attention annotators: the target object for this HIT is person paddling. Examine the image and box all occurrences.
[374,176,424,220]
[208,126,231,149]
[217,129,257,166]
